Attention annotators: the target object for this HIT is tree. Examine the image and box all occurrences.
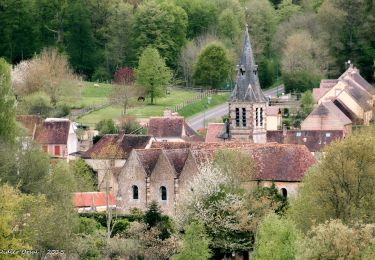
[289,127,375,232]
[0,0,39,63]
[105,1,135,74]
[0,185,30,255]
[277,0,301,23]
[0,58,16,143]
[179,34,219,88]
[136,47,172,104]
[12,48,76,104]
[217,9,241,45]
[144,201,163,228]
[176,0,218,39]
[132,0,188,68]
[65,0,97,77]
[71,159,97,192]
[300,90,314,116]
[111,68,138,115]
[173,222,212,260]
[176,166,255,253]
[296,220,375,259]
[254,213,300,260]
[96,119,118,135]
[193,43,232,89]
[245,0,277,58]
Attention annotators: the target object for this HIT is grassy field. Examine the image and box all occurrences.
[76,87,199,126]
[58,81,113,109]
[179,94,229,118]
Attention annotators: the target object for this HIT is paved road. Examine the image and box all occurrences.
[187,85,284,130]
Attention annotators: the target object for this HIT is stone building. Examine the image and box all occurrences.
[115,142,315,215]
[228,25,268,143]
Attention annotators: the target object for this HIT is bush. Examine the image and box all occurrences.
[111,219,130,237]
[282,71,321,93]
[21,91,52,117]
[118,116,146,134]
[51,103,71,117]
[95,119,117,135]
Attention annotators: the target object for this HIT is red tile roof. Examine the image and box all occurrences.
[148,117,184,137]
[144,142,315,182]
[205,123,225,143]
[84,133,151,159]
[135,149,162,175]
[147,116,202,140]
[73,192,116,207]
[35,120,70,144]
[267,130,344,152]
[163,149,190,175]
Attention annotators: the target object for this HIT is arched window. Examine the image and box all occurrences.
[160,186,167,201]
[281,188,287,198]
[132,185,139,200]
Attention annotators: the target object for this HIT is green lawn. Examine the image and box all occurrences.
[179,94,229,118]
[58,81,113,109]
[76,88,199,126]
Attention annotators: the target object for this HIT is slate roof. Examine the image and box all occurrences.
[345,84,372,111]
[135,149,162,175]
[205,123,225,142]
[35,120,70,144]
[84,133,151,159]
[230,25,267,103]
[73,192,116,208]
[267,130,344,152]
[310,102,352,125]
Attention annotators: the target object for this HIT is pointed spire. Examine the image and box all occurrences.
[230,24,267,103]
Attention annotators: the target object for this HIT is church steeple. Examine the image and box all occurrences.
[230,25,267,103]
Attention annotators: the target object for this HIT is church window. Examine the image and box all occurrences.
[160,186,167,201]
[255,108,259,127]
[132,185,139,200]
[242,108,246,127]
[235,108,240,127]
[259,108,263,126]
[281,188,287,198]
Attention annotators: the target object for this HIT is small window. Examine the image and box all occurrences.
[132,185,139,200]
[255,108,259,126]
[281,188,287,198]
[326,133,331,137]
[260,108,263,126]
[235,108,240,127]
[54,145,60,156]
[160,186,167,201]
[242,108,247,127]
[296,132,302,137]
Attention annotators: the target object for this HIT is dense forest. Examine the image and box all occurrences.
[0,0,374,91]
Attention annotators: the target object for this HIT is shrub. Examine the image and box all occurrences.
[21,91,52,117]
[95,119,117,135]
